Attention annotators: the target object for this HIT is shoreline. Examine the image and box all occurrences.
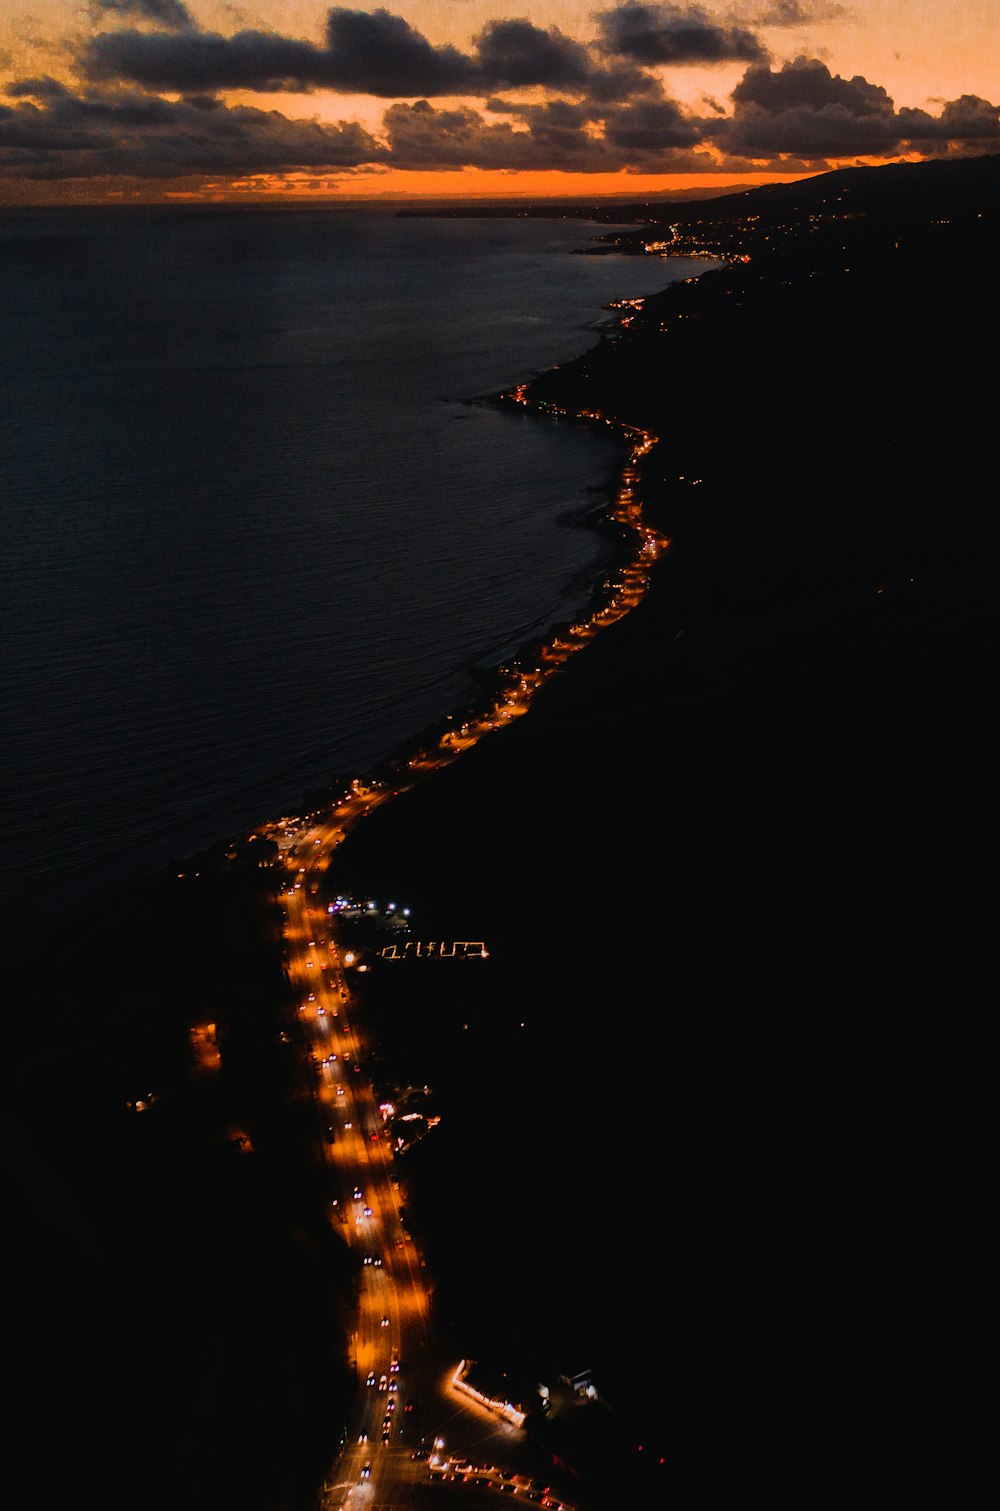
[14,155,997,1508]
[235,307,685,1507]
[3,294,674,1509]
[294,156,1000,1506]
[267,396,666,832]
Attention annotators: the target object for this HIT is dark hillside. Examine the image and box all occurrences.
[599,148,1000,238]
[333,152,998,1504]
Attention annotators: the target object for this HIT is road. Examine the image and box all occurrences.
[258,409,662,1508]
[272,818,583,1511]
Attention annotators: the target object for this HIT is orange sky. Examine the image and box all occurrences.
[1,1,998,203]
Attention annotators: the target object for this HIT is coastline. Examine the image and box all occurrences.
[310,161,998,1504]
[258,370,681,1507]
[0,206,680,937]
[3,248,686,1511]
[8,160,996,1509]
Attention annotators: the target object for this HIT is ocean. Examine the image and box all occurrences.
[0,205,696,932]
[2,207,706,1507]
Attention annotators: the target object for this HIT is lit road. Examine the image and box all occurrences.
[281,837,432,1507]
[258,402,662,1508]
[277,827,569,1510]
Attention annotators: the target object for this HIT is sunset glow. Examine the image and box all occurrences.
[1,3,998,203]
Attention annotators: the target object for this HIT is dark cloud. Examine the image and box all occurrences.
[5,75,73,102]
[898,94,1000,144]
[595,3,768,66]
[722,55,900,157]
[381,94,708,173]
[5,32,998,187]
[721,55,895,154]
[88,0,196,30]
[582,58,664,104]
[83,30,346,94]
[382,97,611,170]
[474,20,593,89]
[721,100,901,155]
[320,8,481,94]
[488,85,704,151]
[80,6,767,100]
[82,9,482,96]
[473,20,655,103]
[603,94,704,150]
[719,59,999,159]
[731,55,892,114]
[485,95,595,130]
[0,77,386,179]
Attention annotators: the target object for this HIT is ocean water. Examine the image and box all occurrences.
[0,206,698,931]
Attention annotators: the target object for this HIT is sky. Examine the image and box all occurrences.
[0,1,998,203]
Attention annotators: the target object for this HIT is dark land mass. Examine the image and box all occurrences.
[393,184,743,220]
[333,151,999,1507]
[4,152,997,1510]
[3,845,356,1511]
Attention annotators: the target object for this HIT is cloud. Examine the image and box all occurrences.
[474,19,657,103]
[603,93,705,150]
[898,94,1000,144]
[382,97,610,170]
[754,0,810,21]
[320,8,481,95]
[751,1,849,25]
[82,9,482,96]
[718,58,999,158]
[719,55,895,154]
[594,3,768,66]
[474,20,593,89]
[0,76,386,179]
[87,0,197,30]
[4,43,997,186]
[79,6,764,100]
[381,93,717,174]
[731,54,892,114]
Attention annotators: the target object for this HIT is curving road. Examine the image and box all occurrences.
[260,406,662,1509]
